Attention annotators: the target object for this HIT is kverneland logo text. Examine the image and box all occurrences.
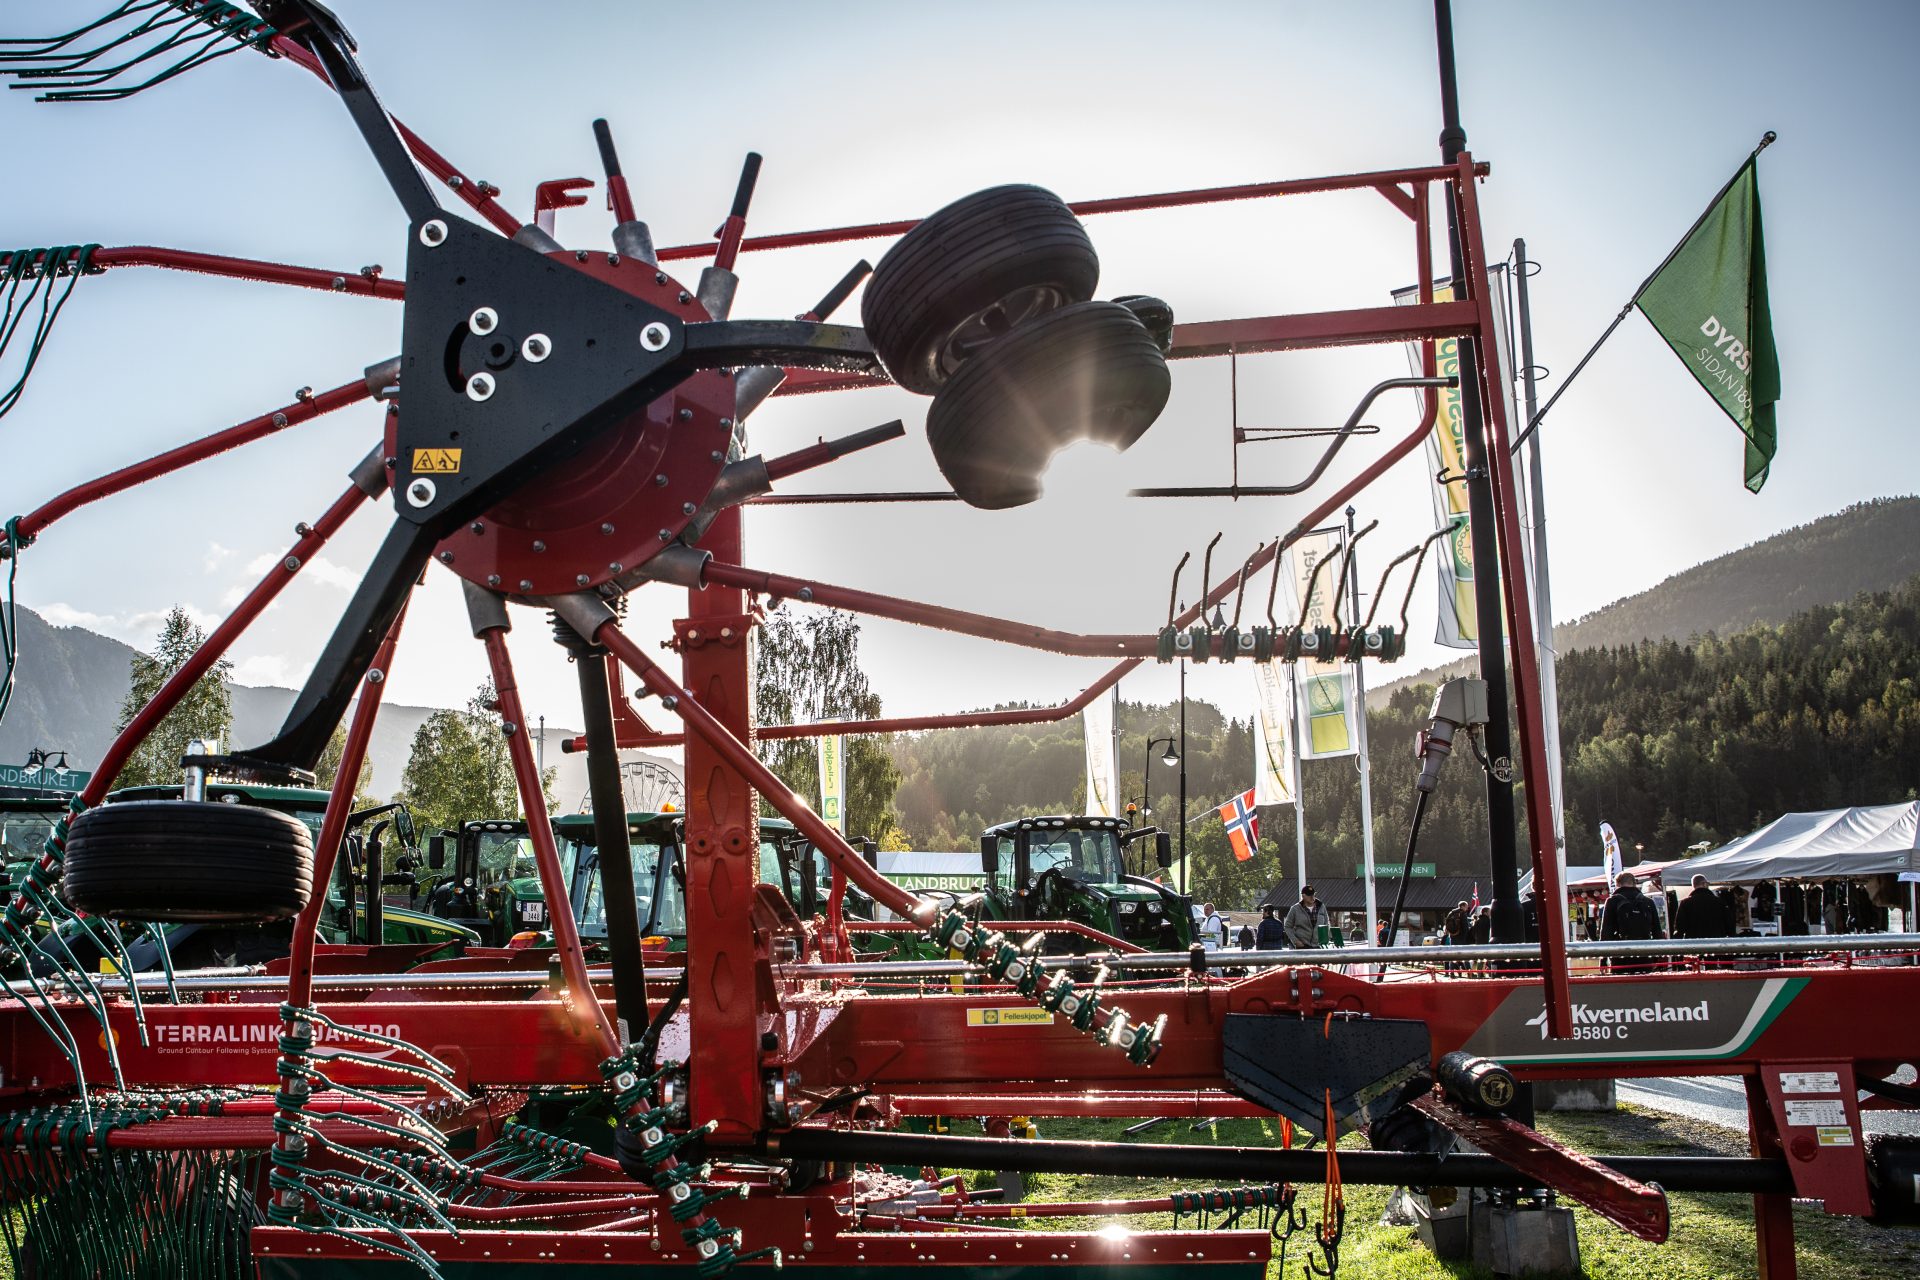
[1525,999,1710,1039]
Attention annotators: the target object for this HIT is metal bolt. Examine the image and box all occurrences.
[330,276,345,291]
[608,562,624,574]
[677,291,690,304]
[283,556,301,572]
[367,669,385,685]
[710,450,724,462]
[658,528,672,541]
[486,575,502,587]
[522,333,551,363]
[798,588,813,603]
[661,695,679,710]
[503,722,518,736]
[406,479,436,508]
[531,540,547,553]
[447,175,464,189]
[576,250,589,263]
[719,418,733,430]
[682,502,697,515]
[470,522,485,535]
[438,551,455,564]
[676,408,693,422]
[419,219,449,247]
[295,522,312,536]
[655,272,667,285]
[296,386,314,401]
[519,579,534,591]
[469,307,499,335]
[600,522,615,535]
[654,474,669,487]
[576,574,591,587]
[466,371,496,401]
[639,322,671,351]
[608,253,621,266]
[271,412,288,427]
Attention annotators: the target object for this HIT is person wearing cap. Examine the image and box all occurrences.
[1284,885,1326,949]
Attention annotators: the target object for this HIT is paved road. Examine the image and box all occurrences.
[1620,1073,1920,1136]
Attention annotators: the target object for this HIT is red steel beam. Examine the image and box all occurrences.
[15,379,374,540]
[1450,153,1571,1037]
[657,162,1488,261]
[88,247,405,299]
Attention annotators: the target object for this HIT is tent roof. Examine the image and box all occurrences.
[1259,876,1486,914]
[1685,802,1920,882]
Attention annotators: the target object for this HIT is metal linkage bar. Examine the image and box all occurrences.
[13,378,375,540]
[87,246,405,298]
[656,162,1488,262]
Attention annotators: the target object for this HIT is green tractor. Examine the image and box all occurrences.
[36,784,475,973]
[977,814,1193,951]
[427,818,584,945]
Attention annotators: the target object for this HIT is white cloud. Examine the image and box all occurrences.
[230,653,293,687]
[240,552,355,590]
[203,542,235,574]
[35,602,117,631]
[36,602,220,648]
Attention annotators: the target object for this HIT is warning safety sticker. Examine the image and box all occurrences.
[412,448,462,474]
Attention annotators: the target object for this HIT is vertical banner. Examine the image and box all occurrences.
[1082,691,1118,817]
[1392,274,1517,648]
[1600,822,1622,882]
[1283,531,1357,759]
[818,728,846,832]
[1251,663,1295,806]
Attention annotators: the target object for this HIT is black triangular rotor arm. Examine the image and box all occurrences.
[255,0,441,225]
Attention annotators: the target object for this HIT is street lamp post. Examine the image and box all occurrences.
[1177,657,1188,896]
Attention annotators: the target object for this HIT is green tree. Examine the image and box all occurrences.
[753,609,900,843]
[114,606,232,788]
[398,681,552,831]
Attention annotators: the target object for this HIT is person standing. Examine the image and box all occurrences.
[1199,902,1225,950]
[1255,903,1288,950]
[1601,871,1666,971]
[1676,874,1731,941]
[1284,886,1326,949]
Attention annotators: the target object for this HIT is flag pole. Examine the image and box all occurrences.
[1510,131,1777,453]
[1289,665,1307,890]
[1513,238,1572,946]
[1346,506,1379,946]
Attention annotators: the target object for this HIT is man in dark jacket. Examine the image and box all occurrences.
[1676,874,1730,940]
[1600,871,1666,971]
[1254,904,1288,950]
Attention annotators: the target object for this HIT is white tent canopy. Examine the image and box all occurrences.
[1685,802,1920,883]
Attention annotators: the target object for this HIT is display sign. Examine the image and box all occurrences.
[0,764,92,792]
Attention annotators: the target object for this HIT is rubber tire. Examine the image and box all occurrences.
[62,800,314,923]
[925,301,1171,509]
[862,185,1098,396]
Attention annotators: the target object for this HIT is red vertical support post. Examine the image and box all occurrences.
[1745,1075,1799,1279]
[678,506,764,1144]
[1450,155,1572,1036]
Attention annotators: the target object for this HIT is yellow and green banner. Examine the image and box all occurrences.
[817,727,845,831]
[1283,531,1357,759]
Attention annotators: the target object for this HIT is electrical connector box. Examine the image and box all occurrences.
[1429,676,1489,729]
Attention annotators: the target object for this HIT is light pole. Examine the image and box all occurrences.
[1138,735,1178,818]
[1177,658,1188,896]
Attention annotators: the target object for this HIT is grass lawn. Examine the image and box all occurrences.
[960,1105,1920,1280]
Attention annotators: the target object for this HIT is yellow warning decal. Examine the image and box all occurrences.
[1816,1126,1855,1147]
[412,447,462,474]
[966,1007,1054,1027]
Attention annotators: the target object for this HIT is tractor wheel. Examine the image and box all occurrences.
[862,184,1098,396]
[62,800,314,924]
[925,300,1171,509]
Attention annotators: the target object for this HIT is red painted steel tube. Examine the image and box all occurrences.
[16,380,373,539]
[89,247,405,299]
[480,628,620,1057]
[78,482,376,805]
[885,1093,1266,1120]
[272,37,524,237]
[656,162,1488,261]
[886,1195,1191,1219]
[846,919,1143,953]
[596,623,927,924]
[441,1195,655,1222]
[285,603,409,1016]
[1451,154,1571,1037]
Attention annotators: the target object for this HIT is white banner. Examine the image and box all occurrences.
[1251,663,1295,806]
[1600,821,1622,883]
[1283,531,1358,759]
[1391,273,1518,649]
[818,728,846,832]
[1082,691,1118,817]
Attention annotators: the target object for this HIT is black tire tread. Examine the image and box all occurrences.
[926,301,1170,509]
[863,185,1098,396]
[64,800,315,924]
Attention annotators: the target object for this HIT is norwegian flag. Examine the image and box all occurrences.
[1216,789,1260,862]
[1470,882,1481,913]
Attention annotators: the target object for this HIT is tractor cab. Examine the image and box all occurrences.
[562,812,684,951]
[978,815,1192,950]
[0,795,67,896]
[435,818,583,945]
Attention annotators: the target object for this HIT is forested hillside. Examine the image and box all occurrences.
[888,576,1920,907]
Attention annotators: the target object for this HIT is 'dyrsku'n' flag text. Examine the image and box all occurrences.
[1218,789,1260,862]
[1634,153,1781,492]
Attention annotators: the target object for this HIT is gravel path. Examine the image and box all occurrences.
[1619,1072,1920,1135]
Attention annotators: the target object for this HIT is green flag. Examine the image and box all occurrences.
[1633,157,1781,492]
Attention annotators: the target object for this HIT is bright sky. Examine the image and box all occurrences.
[5,1,1916,760]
